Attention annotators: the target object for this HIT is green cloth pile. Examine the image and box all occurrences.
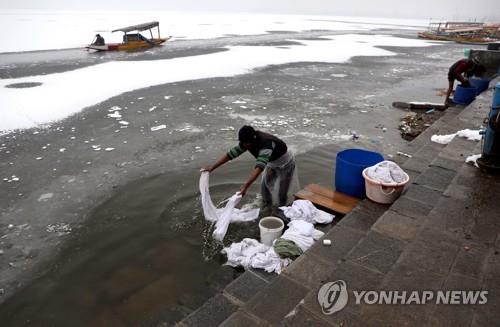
[273,238,303,259]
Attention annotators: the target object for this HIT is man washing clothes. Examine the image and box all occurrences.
[444,57,484,108]
[202,125,297,207]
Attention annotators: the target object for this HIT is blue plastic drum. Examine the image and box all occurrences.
[493,82,500,108]
[453,85,477,105]
[470,78,490,95]
[335,149,384,198]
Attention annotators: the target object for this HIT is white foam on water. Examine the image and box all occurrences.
[151,124,167,131]
[0,34,436,132]
[228,112,270,122]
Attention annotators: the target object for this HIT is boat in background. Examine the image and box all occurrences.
[418,21,500,44]
[86,21,171,51]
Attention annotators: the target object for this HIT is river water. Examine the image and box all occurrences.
[0,25,469,326]
[0,145,343,326]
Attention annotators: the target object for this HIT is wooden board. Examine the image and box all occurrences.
[294,184,360,215]
[392,101,447,111]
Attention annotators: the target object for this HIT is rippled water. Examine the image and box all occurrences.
[0,145,346,326]
[0,29,460,325]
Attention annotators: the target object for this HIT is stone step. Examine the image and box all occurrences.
[318,87,495,325]
[180,110,464,326]
[217,198,389,326]
[233,89,496,325]
[177,85,497,327]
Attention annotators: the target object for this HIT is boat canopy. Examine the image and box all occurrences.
[112,21,159,33]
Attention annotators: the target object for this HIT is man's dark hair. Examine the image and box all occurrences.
[238,125,256,143]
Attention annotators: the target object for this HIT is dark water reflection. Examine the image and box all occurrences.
[0,144,345,326]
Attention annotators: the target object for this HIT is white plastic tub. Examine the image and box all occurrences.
[362,168,409,204]
[259,216,284,246]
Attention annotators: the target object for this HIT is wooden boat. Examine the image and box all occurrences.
[418,32,495,44]
[417,21,499,44]
[86,21,171,51]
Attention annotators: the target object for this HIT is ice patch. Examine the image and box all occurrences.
[151,124,167,131]
[38,193,54,202]
[173,124,203,133]
[0,11,428,53]
[298,131,354,141]
[107,111,122,119]
[4,175,20,183]
[229,112,269,122]
[46,223,72,236]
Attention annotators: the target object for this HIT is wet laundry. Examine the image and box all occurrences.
[222,238,290,274]
[222,220,324,273]
[279,199,335,224]
[273,238,303,259]
[280,220,324,252]
[199,172,260,241]
[365,160,407,184]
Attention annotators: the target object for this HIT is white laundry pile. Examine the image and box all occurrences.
[365,160,407,185]
[281,220,324,252]
[222,238,291,274]
[222,208,327,274]
[199,172,260,241]
[279,199,335,224]
[431,129,482,145]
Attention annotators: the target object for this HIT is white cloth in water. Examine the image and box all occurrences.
[279,200,335,224]
[199,172,260,241]
[281,220,324,252]
[366,161,407,185]
[222,238,290,274]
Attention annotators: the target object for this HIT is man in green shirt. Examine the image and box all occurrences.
[202,125,296,206]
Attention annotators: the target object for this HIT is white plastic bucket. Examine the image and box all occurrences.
[259,216,284,246]
[362,168,410,204]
